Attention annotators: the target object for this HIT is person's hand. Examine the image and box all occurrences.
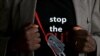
[73,26,96,53]
[25,24,41,51]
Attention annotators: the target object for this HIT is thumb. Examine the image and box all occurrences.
[25,24,39,30]
[73,26,83,30]
[32,24,39,28]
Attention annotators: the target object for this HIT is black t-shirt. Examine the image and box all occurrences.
[35,0,77,56]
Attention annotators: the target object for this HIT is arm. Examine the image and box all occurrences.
[92,35,100,56]
[0,0,39,56]
[73,0,100,56]
[90,0,100,55]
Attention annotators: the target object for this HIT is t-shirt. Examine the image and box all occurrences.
[35,0,77,56]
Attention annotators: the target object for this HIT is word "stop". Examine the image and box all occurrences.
[50,17,67,24]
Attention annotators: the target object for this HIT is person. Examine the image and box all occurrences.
[0,0,40,56]
[34,0,99,56]
[73,0,100,56]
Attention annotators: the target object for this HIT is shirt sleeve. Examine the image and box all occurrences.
[92,35,100,56]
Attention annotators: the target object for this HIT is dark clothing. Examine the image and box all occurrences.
[0,0,36,56]
[35,0,77,56]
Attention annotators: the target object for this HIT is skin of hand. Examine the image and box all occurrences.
[25,24,41,51]
[73,26,96,53]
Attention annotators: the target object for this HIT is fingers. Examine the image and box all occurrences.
[73,26,96,53]
[29,44,40,51]
[83,43,96,53]
[25,24,41,51]
[83,37,96,53]
[25,24,39,39]
[26,32,40,41]
[27,37,41,51]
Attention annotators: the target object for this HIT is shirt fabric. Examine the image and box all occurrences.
[35,0,77,56]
